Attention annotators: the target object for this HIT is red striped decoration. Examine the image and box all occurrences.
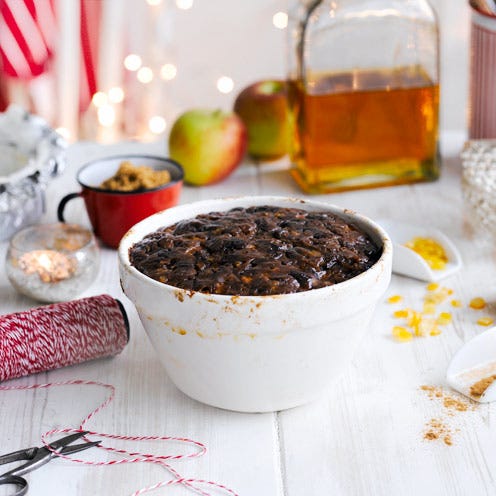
[0,0,101,112]
[79,0,101,111]
[0,0,56,79]
[469,10,496,139]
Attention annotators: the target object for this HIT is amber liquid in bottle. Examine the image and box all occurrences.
[288,66,440,193]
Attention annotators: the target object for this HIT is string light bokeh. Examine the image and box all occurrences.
[4,0,289,143]
[1,1,469,142]
[90,0,288,142]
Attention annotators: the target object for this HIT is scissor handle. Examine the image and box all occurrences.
[0,475,28,496]
[0,448,37,467]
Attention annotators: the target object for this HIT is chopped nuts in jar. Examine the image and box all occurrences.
[100,161,171,192]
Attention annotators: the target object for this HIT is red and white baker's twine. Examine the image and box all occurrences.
[0,295,129,382]
[0,380,239,496]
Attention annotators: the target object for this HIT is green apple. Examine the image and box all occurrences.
[233,80,289,161]
[168,109,247,186]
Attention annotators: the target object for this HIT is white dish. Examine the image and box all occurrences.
[377,219,462,282]
[446,327,496,403]
[119,197,393,413]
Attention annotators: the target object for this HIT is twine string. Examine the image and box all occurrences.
[0,379,239,496]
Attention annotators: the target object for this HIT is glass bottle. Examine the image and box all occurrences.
[287,0,440,193]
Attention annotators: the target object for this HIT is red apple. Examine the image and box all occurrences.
[233,80,289,161]
[168,109,247,186]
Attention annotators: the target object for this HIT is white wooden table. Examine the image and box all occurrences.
[1,135,495,496]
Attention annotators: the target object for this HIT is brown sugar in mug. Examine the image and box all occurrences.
[57,155,183,249]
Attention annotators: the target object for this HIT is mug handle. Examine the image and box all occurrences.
[57,192,81,222]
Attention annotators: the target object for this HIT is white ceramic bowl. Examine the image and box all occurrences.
[118,196,392,413]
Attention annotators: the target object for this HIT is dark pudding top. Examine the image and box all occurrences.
[128,205,382,296]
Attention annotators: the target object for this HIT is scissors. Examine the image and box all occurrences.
[0,431,100,495]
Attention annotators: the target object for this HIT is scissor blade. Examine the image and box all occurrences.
[60,440,101,456]
[0,432,97,478]
[46,431,90,451]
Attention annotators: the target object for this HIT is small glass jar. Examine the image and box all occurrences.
[287,0,440,193]
[6,223,100,303]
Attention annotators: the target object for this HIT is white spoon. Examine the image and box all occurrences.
[446,328,496,403]
[377,219,462,282]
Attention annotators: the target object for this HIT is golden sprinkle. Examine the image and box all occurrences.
[392,326,413,342]
[418,317,438,337]
[390,285,461,344]
[470,297,486,310]
[423,302,436,315]
[477,317,494,327]
[388,295,403,304]
[437,312,452,326]
[409,311,424,336]
[424,287,452,305]
[451,299,462,308]
[405,237,448,270]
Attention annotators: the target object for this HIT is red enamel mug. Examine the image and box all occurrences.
[58,155,183,249]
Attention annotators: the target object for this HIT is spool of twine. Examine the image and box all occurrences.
[0,294,129,382]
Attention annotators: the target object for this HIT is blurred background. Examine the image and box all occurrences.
[0,0,469,144]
